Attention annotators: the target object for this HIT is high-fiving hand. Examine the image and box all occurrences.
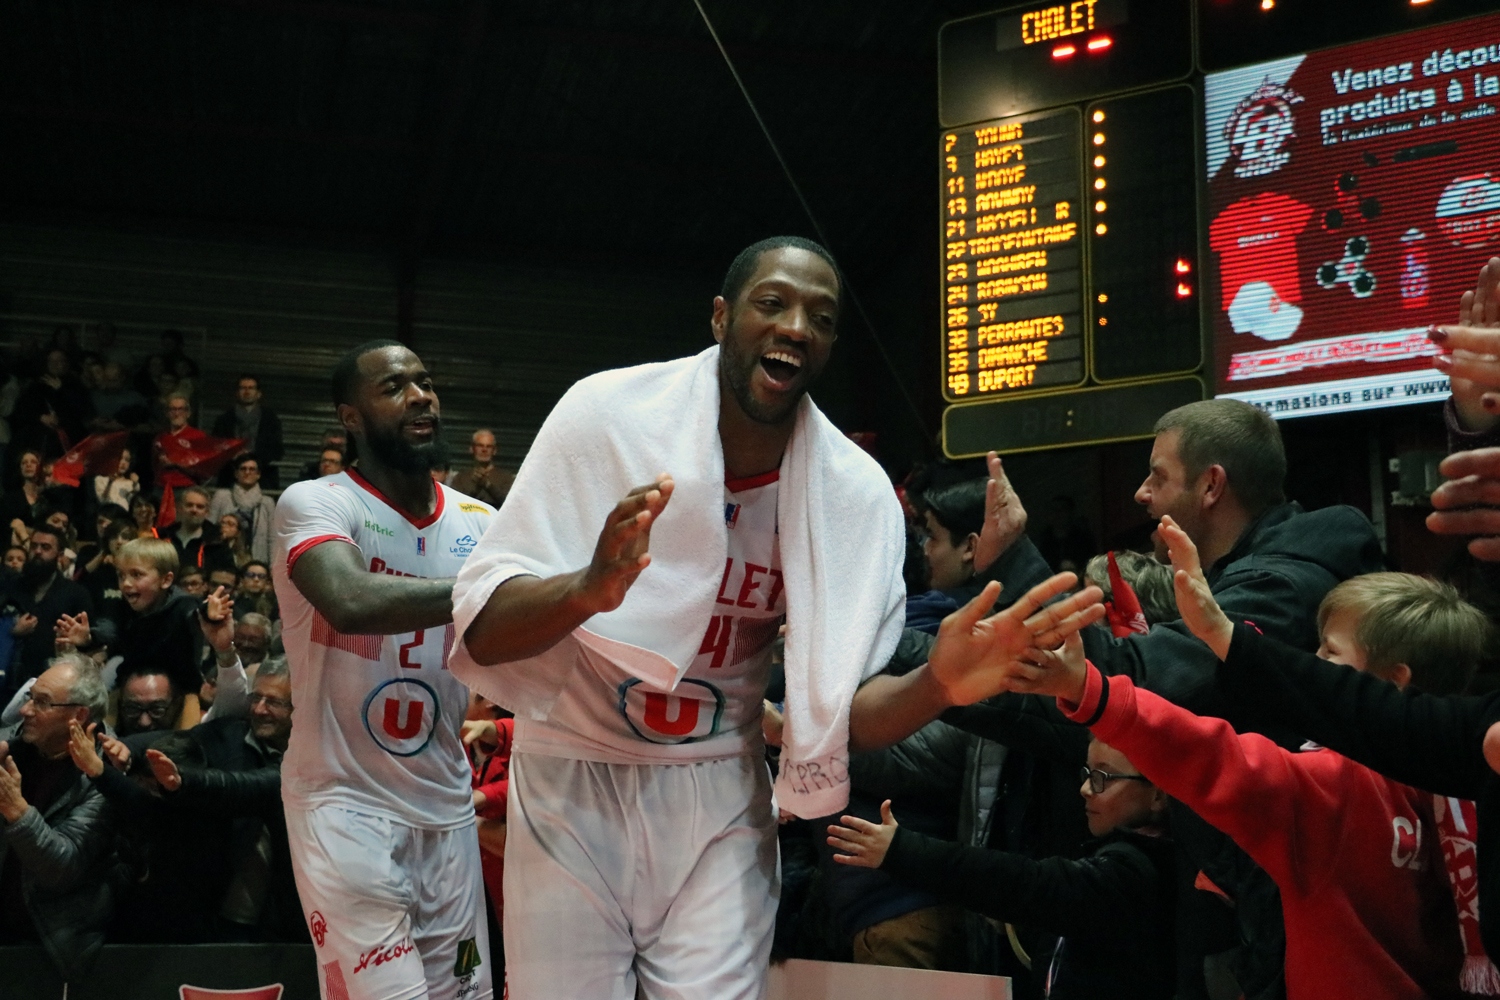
[578,475,674,614]
[826,800,898,869]
[926,572,1105,707]
[1431,256,1500,433]
[1158,515,1234,660]
[972,451,1028,574]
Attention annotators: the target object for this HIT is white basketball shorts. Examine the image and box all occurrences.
[287,804,494,1000]
[503,752,779,1000]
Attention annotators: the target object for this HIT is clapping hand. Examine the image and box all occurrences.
[55,612,91,652]
[827,800,898,869]
[199,586,234,654]
[98,732,131,771]
[144,749,182,793]
[0,742,27,823]
[927,573,1105,707]
[12,614,37,638]
[67,721,105,778]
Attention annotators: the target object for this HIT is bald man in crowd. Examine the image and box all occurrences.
[450,429,513,508]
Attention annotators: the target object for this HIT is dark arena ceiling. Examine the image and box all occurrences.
[0,0,1010,281]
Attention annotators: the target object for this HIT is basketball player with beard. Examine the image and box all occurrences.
[272,341,496,1000]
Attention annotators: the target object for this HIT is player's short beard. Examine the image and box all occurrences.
[362,417,449,475]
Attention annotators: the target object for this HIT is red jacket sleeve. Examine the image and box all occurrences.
[470,718,515,820]
[1061,663,1348,895]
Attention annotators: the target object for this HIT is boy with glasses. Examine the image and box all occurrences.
[828,738,1177,999]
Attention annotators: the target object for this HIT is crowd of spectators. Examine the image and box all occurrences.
[0,327,519,979]
[10,260,1500,1000]
[757,261,1500,1000]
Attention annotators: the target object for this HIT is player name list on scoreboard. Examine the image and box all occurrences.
[941,107,1086,401]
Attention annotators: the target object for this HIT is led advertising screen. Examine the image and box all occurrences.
[1205,12,1500,418]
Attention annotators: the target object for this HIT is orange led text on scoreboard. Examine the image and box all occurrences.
[1020,1,1098,45]
[943,116,1079,398]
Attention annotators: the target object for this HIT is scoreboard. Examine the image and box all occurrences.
[942,108,1086,400]
[937,0,1494,458]
[938,0,1201,457]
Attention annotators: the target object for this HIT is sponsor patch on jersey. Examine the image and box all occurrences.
[617,678,725,744]
[362,678,440,757]
[450,534,477,557]
[458,502,490,514]
[364,518,394,537]
[454,936,483,978]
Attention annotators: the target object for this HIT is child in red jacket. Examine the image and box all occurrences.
[465,694,515,943]
[1004,516,1473,1000]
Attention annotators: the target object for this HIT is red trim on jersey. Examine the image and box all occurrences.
[725,469,780,493]
[286,534,354,576]
[345,467,446,529]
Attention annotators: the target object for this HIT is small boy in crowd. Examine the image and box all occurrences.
[827,736,1177,999]
[1007,515,1484,1000]
[58,537,213,727]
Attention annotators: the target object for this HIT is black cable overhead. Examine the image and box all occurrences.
[690,0,932,441]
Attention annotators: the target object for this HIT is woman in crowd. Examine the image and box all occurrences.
[0,449,47,547]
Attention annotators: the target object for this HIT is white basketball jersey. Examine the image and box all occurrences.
[273,470,494,830]
[518,471,785,764]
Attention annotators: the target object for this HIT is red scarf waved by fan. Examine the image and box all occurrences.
[49,431,130,488]
[1104,551,1150,637]
[153,427,245,528]
[1435,794,1500,995]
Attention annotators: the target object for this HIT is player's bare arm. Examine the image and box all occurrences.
[292,539,457,634]
[845,572,1105,752]
[463,474,674,665]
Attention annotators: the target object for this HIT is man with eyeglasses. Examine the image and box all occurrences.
[142,659,300,941]
[210,453,277,562]
[116,670,183,739]
[0,653,115,973]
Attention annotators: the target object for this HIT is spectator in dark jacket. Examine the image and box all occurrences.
[829,737,1177,1000]
[83,728,229,944]
[143,658,302,942]
[0,525,95,689]
[901,402,1383,999]
[0,654,114,977]
[824,720,969,972]
[11,350,93,461]
[210,376,284,490]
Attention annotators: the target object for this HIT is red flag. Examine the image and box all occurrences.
[1104,551,1150,637]
[154,427,245,485]
[49,432,129,488]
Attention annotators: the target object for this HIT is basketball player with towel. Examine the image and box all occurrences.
[273,341,496,1000]
[450,237,1102,999]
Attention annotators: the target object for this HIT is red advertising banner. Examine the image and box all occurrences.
[1204,12,1500,417]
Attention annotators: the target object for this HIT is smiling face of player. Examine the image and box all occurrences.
[343,346,448,475]
[713,246,839,427]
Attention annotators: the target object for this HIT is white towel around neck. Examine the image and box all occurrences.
[448,346,906,818]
